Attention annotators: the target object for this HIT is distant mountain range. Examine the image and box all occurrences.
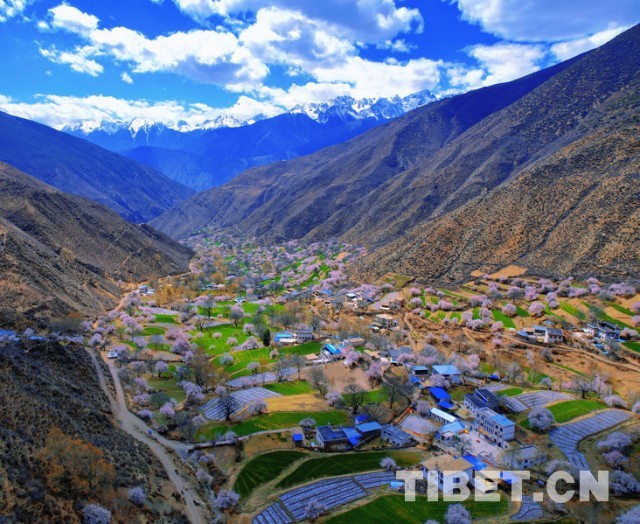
[0,162,192,323]
[152,24,640,281]
[0,111,193,222]
[65,91,435,190]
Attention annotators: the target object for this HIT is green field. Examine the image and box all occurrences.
[141,326,165,336]
[326,494,508,523]
[234,451,307,498]
[147,377,186,403]
[582,302,631,329]
[522,399,605,428]
[276,450,422,489]
[559,301,587,321]
[623,342,640,353]
[492,309,516,329]
[499,387,523,397]
[264,381,313,395]
[608,303,634,316]
[197,410,349,440]
[515,305,530,317]
[154,314,178,324]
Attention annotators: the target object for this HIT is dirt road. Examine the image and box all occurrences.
[88,350,208,524]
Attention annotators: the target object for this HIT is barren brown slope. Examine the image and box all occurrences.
[151,25,640,247]
[151,49,577,240]
[0,163,192,324]
[363,88,640,282]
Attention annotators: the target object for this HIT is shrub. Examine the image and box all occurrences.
[128,486,146,506]
[445,504,471,524]
[212,489,240,511]
[380,457,397,470]
[82,504,111,524]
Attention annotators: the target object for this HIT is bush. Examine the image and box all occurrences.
[445,504,471,524]
[128,486,146,506]
[82,504,111,524]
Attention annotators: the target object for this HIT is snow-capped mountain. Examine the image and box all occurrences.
[64,90,436,191]
[288,89,434,123]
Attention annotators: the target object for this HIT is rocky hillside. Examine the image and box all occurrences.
[152,25,640,281]
[0,111,193,222]
[0,163,192,324]
[0,340,185,522]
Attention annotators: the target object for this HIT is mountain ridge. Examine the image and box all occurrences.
[151,24,640,281]
[0,110,193,223]
[0,162,193,324]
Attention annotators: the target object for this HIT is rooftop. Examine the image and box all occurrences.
[422,454,473,474]
[432,364,460,376]
[317,425,349,441]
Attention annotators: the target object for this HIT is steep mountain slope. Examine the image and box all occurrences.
[0,111,193,222]
[151,25,640,280]
[68,92,434,190]
[0,163,192,323]
[0,339,184,522]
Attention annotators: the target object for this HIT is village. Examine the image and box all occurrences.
[63,228,640,523]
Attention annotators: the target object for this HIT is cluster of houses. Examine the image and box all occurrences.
[586,320,621,341]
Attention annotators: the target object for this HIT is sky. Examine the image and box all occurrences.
[0,0,638,130]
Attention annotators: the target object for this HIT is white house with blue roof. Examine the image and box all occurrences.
[472,407,515,448]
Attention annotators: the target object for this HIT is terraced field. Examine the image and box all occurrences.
[235,451,307,498]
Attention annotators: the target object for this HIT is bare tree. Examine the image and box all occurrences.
[343,381,366,414]
[290,354,306,380]
[273,356,291,382]
[310,367,329,397]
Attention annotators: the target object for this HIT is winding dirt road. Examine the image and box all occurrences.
[88,350,208,524]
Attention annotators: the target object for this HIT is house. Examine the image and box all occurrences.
[411,365,430,377]
[322,343,344,359]
[316,426,350,451]
[381,425,414,447]
[375,314,398,329]
[355,421,383,439]
[544,328,565,345]
[432,365,462,385]
[464,388,500,415]
[107,348,119,359]
[501,444,546,469]
[292,433,304,447]
[294,325,314,343]
[421,454,474,492]
[586,321,621,341]
[429,408,457,425]
[436,421,468,444]
[472,408,515,448]
[401,415,438,444]
[346,337,365,347]
[473,465,502,494]
[274,332,297,346]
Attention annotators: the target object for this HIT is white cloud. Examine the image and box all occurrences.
[550,26,630,61]
[448,43,546,90]
[49,4,99,36]
[39,46,103,76]
[0,0,28,22]
[172,0,423,43]
[452,0,640,42]
[42,4,268,87]
[121,71,133,84]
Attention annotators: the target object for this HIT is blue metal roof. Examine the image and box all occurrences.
[356,421,382,433]
[429,387,451,401]
[490,413,515,427]
[292,433,304,442]
[438,400,455,410]
[432,365,460,376]
[343,427,361,446]
[355,414,369,424]
[463,454,487,471]
[323,343,341,355]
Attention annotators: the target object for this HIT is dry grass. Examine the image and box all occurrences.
[265,394,329,412]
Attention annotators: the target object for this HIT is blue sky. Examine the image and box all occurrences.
[0,0,637,130]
